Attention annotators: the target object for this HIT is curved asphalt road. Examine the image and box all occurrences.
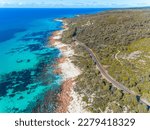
[74,38,150,108]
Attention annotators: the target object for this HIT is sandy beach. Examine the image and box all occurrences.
[49,20,88,113]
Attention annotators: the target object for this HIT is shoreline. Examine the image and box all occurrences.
[49,20,88,113]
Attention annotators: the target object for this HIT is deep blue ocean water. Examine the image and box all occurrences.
[0,8,111,113]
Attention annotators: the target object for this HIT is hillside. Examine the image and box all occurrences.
[62,9,150,113]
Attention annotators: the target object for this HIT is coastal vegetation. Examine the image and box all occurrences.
[62,9,150,112]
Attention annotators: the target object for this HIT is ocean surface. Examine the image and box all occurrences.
[0,8,111,113]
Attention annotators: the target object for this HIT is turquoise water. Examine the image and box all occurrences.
[0,18,62,112]
[0,8,111,113]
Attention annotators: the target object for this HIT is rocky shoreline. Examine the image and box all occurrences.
[49,20,88,113]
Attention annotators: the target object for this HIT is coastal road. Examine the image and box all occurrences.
[74,37,150,108]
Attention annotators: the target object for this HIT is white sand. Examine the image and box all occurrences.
[59,59,80,80]
[52,21,88,113]
[55,19,63,22]
[57,30,64,35]
[68,85,88,113]
[63,48,74,57]
[53,35,62,40]
[53,41,67,48]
